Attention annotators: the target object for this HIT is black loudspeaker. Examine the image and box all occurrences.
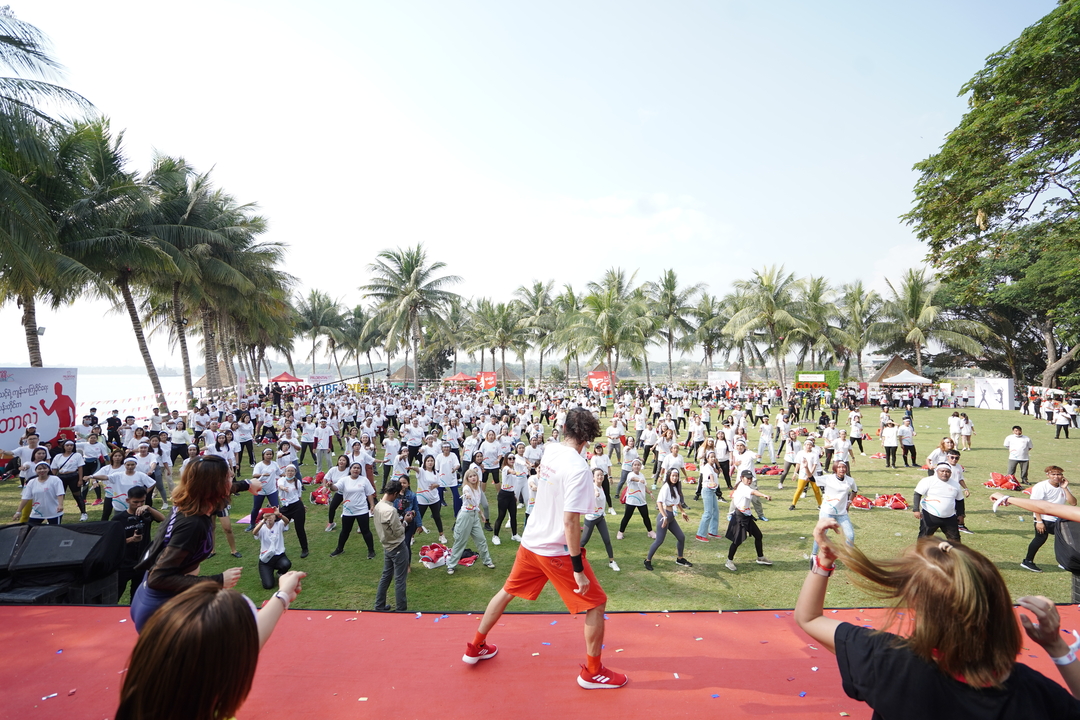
[1055,519,1080,574]
[0,525,29,568]
[8,521,124,582]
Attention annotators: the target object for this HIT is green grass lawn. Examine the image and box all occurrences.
[4,406,1076,612]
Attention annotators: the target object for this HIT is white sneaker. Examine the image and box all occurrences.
[609,560,621,572]
[725,559,737,572]
[439,535,447,543]
[325,523,336,532]
[492,535,501,545]
[517,503,524,509]
[420,526,428,534]
[617,532,625,540]
[505,520,512,529]
[608,507,616,515]
[777,482,784,489]
[511,534,522,542]
[79,513,88,522]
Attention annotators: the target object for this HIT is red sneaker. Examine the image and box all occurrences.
[462,642,498,664]
[577,664,628,689]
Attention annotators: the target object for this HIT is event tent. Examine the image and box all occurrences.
[444,372,475,382]
[270,372,303,383]
[880,369,934,385]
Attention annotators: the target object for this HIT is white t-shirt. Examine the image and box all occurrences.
[1003,434,1032,461]
[338,475,375,516]
[1030,480,1068,523]
[435,453,460,487]
[109,470,156,512]
[914,476,963,518]
[521,442,594,557]
[416,469,441,505]
[732,482,754,516]
[252,461,281,496]
[21,476,65,519]
[820,474,858,516]
[584,483,607,521]
[657,482,682,510]
[623,472,648,507]
[256,521,287,561]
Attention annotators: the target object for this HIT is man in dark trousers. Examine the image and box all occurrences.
[113,485,164,600]
[373,480,413,612]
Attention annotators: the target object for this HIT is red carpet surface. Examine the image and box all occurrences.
[4,604,1078,719]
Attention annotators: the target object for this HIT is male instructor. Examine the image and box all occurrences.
[462,407,627,689]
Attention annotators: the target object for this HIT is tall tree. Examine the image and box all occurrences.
[834,281,881,381]
[872,268,988,376]
[294,289,344,376]
[645,269,705,383]
[513,280,554,386]
[724,266,805,392]
[361,245,460,390]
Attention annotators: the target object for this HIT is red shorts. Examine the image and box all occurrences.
[502,545,607,615]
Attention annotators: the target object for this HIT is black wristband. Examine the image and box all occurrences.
[571,554,584,573]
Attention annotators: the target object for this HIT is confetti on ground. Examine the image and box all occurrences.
[345,618,357,622]
[840,713,849,717]
[831,610,838,614]
[759,641,768,644]
[811,667,819,671]
[532,653,540,656]
[787,677,795,681]
[119,619,127,623]
[673,673,680,679]
[808,645,818,650]
[326,615,332,619]
[695,637,703,641]
[434,618,439,623]
[67,689,76,696]
[42,694,58,700]
[550,621,557,625]
[711,694,720,698]
[604,614,609,619]
[799,692,807,697]
[56,650,62,654]
[441,614,449,619]
[416,612,422,618]
[615,649,624,652]
[774,614,780,618]
[542,642,551,646]
[358,697,368,701]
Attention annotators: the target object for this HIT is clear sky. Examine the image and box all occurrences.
[1,0,1059,368]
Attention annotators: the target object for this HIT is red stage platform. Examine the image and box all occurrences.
[4,604,1077,719]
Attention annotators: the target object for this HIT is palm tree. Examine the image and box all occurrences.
[294,290,344,376]
[692,292,725,371]
[724,266,805,392]
[575,284,645,395]
[469,299,529,393]
[645,269,705,383]
[513,280,555,385]
[872,268,988,376]
[552,284,584,385]
[835,281,882,381]
[361,245,460,390]
[341,304,382,378]
[791,276,838,371]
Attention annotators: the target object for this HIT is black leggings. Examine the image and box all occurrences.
[902,445,917,465]
[280,500,308,552]
[418,503,443,533]
[647,512,684,561]
[336,514,374,555]
[884,446,898,466]
[1026,521,1057,562]
[482,467,500,486]
[619,504,653,532]
[299,441,314,463]
[852,437,864,453]
[58,473,86,514]
[1056,425,1071,439]
[728,520,764,560]
[601,476,613,508]
[240,440,256,465]
[259,552,292,589]
[718,460,731,489]
[493,489,518,537]
[328,492,343,525]
[778,462,795,485]
[582,516,614,559]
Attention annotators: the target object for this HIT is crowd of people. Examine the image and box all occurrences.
[4,379,1080,716]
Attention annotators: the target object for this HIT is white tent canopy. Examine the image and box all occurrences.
[880,369,933,385]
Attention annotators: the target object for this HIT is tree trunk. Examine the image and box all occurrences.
[172,283,194,404]
[118,277,169,412]
[914,342,923,377]
[18,292,43,367]
[644,354,652,386]
[200,304,221,393]
[608,349,616,398]
[500,347,508,394]
[311,334,317,376]
[284,348,296,376]
[453,348,458,376]
[366,351,375,375]
[538,348,544,388]
[668,338,674,383]
[331,342,344,381]
[521,353,526,390]
[575,356,581,386]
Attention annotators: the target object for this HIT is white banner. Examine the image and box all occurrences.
[707,371,741,389]
[307,374,335,385]
[0,367,78,449]
[796,372,825,383]
[974,378,1014,411]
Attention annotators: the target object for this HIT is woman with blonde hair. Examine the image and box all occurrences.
[445,466,494,574]
[116,571,305,720]
[796,519,1080,714]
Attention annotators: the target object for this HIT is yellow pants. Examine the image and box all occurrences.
[792,478,822,508]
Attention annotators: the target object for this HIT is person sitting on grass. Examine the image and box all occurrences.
[796,518,1080,717]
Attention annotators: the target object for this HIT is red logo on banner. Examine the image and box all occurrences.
[477,372,497,391]
[587,371,611,392]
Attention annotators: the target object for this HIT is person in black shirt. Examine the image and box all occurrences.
[113,486,164,600]
[795,518,1080,717]
[105,410,123,448]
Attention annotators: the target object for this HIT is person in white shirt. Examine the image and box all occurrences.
[723,469,772,572]
[580,468,619,571]
[327,463,376,559]
[897,418,917,467]
[51,439,87,521]
[462,407,627,690]
[412,454,446,542]
[250,448,281,530]
[491,456,524,545]
[276,464,309,559]
[644,468,692,571]
[14,461,66,525]
[313,419,335,473]
[880,420,900,468]
[913,464,964,542]
[605,420,623,463]
[756,417,775,464]
[252,507,292,589]
[811,461,857,557]
[1004,425,1034,484]
[790,439,823,510]
[616,459,654,539]
[1019,465,1076,572]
